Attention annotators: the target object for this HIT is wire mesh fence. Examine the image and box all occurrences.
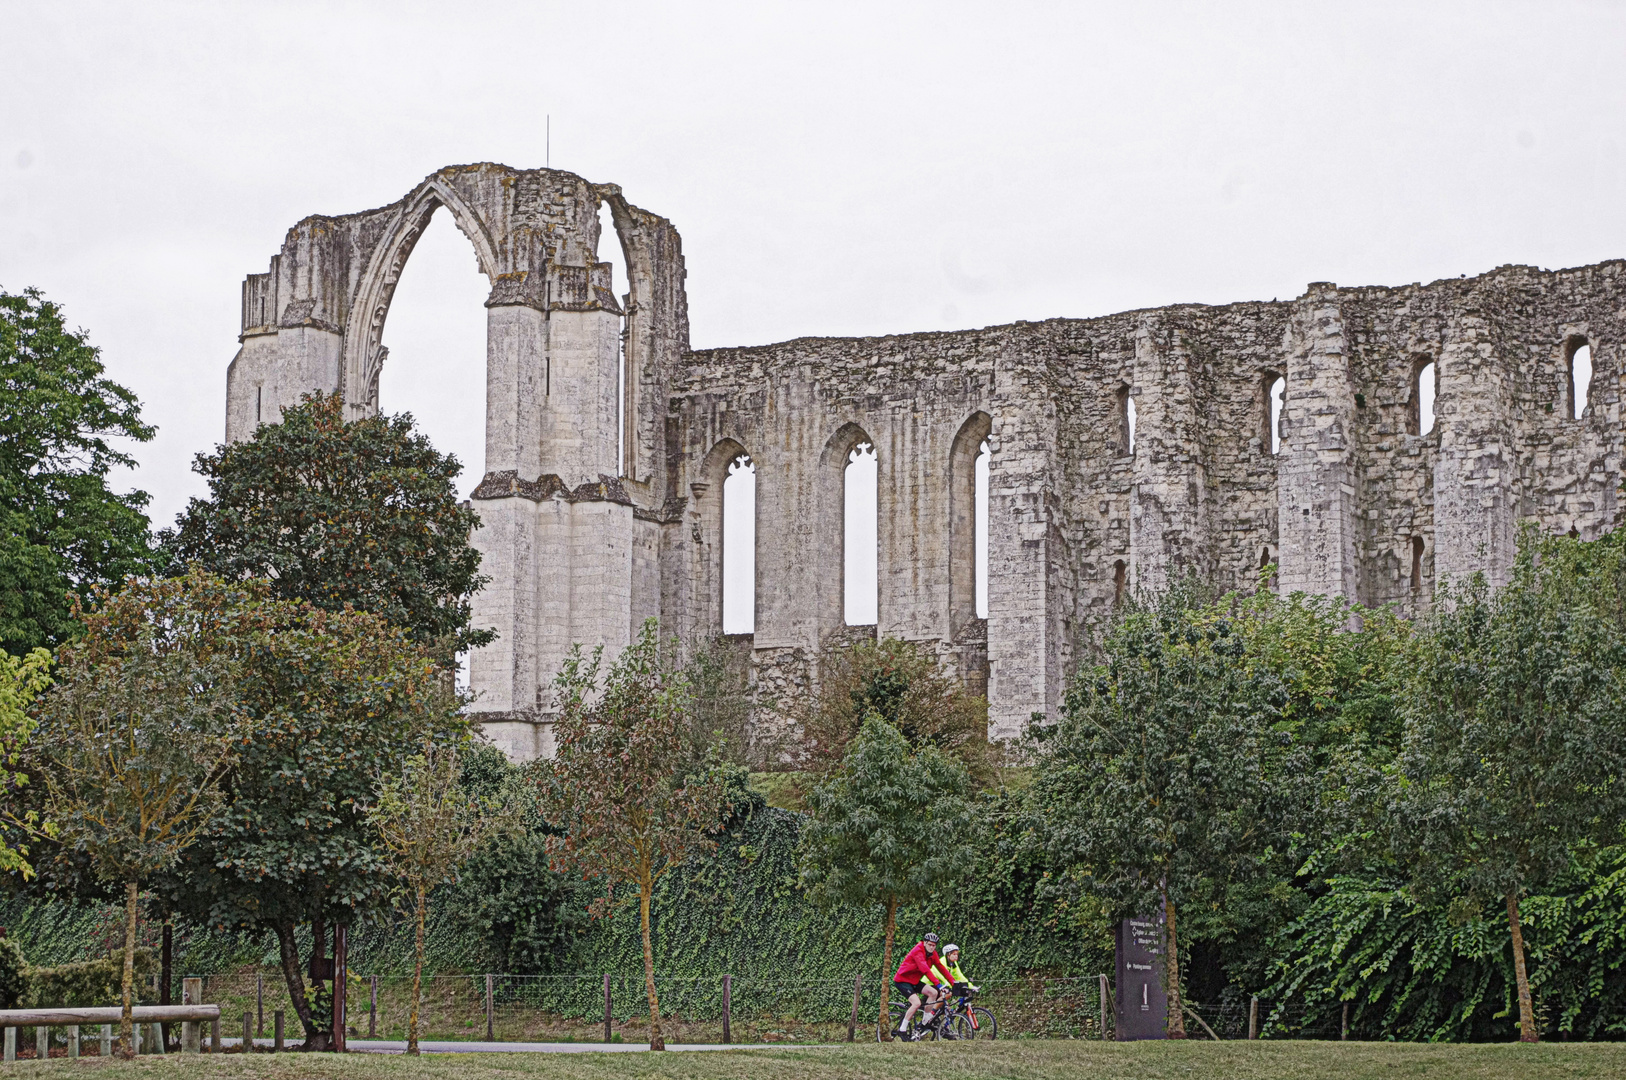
[0,971,1345,1048]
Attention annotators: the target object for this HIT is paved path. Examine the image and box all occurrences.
[221,1037,796,1054]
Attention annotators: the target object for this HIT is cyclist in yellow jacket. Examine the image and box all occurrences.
[940,944,979,994]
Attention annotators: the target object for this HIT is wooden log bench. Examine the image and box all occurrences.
[0,1005,222,1060]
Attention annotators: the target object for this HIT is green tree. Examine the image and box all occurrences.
[157,595,459,1049]
[23,572,241,1056]
[797,635,992,781]
[0,287,156,654]
[165,391,490,659]
[799,715,979,1040]
[539,619,729,1051]
[1032,580,1282,1038]
[1396,529,1626,1043]
[0,647,50,877]
[369,741,500,1054]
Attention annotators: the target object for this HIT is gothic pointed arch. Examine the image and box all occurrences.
[949,410,992,636]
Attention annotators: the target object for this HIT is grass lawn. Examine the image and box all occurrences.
[1,1041,1624,1079]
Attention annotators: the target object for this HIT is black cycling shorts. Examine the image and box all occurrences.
[894,979,923,997]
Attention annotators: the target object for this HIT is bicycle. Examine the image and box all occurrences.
[938,986,997,1040]
[877,987,954,1042]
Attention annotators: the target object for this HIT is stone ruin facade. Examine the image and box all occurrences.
[225,163,1624,759]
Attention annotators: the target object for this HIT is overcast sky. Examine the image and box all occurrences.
[3,0,1624,528]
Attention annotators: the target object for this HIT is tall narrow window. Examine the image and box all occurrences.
[721,453,756,634]
[378,204,488,498]
[1410,536,1425,592]
[1117,386,1136,456]
[1266,375,1284,454]
[974,439,990,618]
[599,200,631,476]
[1416,362,1436,435]
[255,386,262,424]
[1113,560,1127,607]
[844,442,879,625]
[1572,343,1592,420]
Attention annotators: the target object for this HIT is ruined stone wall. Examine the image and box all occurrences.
[225,163,1626,757]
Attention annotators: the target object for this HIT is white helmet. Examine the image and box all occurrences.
[943,944,961,955]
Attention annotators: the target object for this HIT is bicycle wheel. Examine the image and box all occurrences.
[877,1002,907,1043]
[951,1006,996,1040]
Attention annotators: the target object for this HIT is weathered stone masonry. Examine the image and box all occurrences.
[225,163,1625,757]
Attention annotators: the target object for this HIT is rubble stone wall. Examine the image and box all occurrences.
[225,164,1626,755]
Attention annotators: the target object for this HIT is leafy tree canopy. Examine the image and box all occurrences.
[165,392,490,658]
[0,287,156,654]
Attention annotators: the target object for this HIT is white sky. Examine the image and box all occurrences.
[3,1,1625,530]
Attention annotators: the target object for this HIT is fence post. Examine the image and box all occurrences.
[485,973,495,1041]
[272,1010,284,1053]
[720,974,731,1044]
[1248,995,1258,1040]
[242,1012,252,1053]
[603,973,612,1043]
[100,1025,111,1058]
[369,975,378,1038]
[68,1025,79,1059]
[210,1016,220,1054]
[34,1026,45,1061]
[1341,1001,1349,1041]
[848,975,862,1043]
[1098,974,1109,1040]
[181,977,202,1053]
[256,974,264,1037]
[3,1026,13,1061]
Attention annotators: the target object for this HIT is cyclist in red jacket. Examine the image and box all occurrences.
[892,933,953,1039]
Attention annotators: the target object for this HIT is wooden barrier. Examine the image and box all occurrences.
[0,1006,220,1060]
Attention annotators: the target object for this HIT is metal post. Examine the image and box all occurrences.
[272,1010,284,1052]
[100,1025,111,1057]
[847,975,862,1043]
[210,1016,220,1054]
[485,973,494,1041]
[1342,1001,1349,1041]
[256,974,264,1037]
[68,1025,79,1059]
[3,1026,13,1061]
[34,1026,46,1060]
[1249,995,1259,1040]
[243,1012,252,1053]
[603,973,612,1043]
[369,975,378,1038]
[1100,974,1110,1040]
[721,974,731,1044]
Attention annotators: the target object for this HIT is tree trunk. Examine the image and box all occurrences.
[640,878,664,1051]
[273,919,328,1051]
[1164,888,1187,1039]
[119,880,138,1059]
[407,887,425,1055]
[878,897,897,1041]
[1507,891,1538,1043]
[160,919,172,1050]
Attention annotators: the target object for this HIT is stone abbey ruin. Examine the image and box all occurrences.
[226,163,1623,758]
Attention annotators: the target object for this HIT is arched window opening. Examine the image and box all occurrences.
[598,200,632,475]
[1412,361,1437,436]
[844,442,879,625]
[1266,375,1285,454]
[379,205,490,500]
[1117,386,1136,457]
[1571,342,1592,420]
[721,453,756,634]
[377,205,490,698]
[974,439,990,619]
[1113,559,1128,607]
[1410,536,1425,592]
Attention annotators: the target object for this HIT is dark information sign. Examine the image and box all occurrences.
[1114,913,1167,1040]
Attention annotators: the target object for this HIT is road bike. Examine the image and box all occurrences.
[937,986,997,1040]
